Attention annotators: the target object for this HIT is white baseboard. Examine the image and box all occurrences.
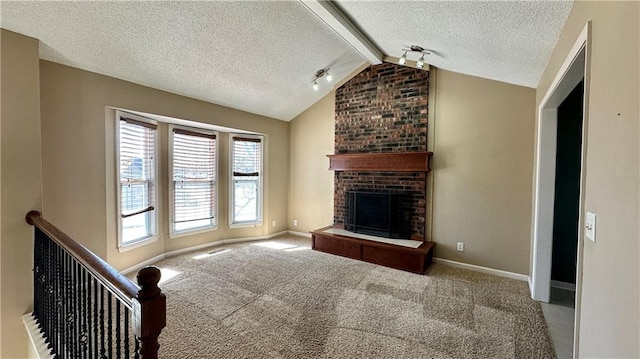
[288,230,312,238]
[121,231,291,274]
[433,257,530,282]
[23,313,54,359]
[121,253,166,275]
[551,280,576,291]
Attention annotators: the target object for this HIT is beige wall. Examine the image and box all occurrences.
[535,1,639,356]
[0,29,43,358]
[39,60,290,271]
[431,69,536,275]
[288,92,335,233]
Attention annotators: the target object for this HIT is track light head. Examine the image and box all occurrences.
[325,72,333,82]
[312,80,319,91]
[398,51,407,65]
[416,55,425,69]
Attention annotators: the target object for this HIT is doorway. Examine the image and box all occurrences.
[551,80,583,294]
[532,22,590,359]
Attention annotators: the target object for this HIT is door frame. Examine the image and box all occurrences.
[531,22,590,358]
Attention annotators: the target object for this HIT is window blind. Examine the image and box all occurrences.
[172,128,216,230]
[232,137,261,177]
[119,118,156,217]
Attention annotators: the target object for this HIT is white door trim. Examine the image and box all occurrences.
[531,21,591,359]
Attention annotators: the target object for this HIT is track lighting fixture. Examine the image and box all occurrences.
[397,45,431,69]
[311,68,332,90]
[416,54,425,69]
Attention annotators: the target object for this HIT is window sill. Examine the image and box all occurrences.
[170,225,218,239]
[118,235,159,253]
[229,222,263,229]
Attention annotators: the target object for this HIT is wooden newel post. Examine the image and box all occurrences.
[132,266,166,359]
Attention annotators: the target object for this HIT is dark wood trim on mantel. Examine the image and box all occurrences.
[327,151,433,172]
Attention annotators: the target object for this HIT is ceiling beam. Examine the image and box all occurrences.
[300,0,383,65]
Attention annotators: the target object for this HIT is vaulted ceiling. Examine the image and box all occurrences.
[0,1,572,121]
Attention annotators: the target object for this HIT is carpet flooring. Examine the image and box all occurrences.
[148,235,556,358]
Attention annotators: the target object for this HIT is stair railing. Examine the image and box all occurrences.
[26,210,166,359]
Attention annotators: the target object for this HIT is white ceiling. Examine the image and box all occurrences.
[335,0,573,88]
[0,1,572,122]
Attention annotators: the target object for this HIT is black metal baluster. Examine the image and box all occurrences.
[38,231,45,335]
[108,292,113,358]
[44,235,52,354]
[100,286,106,359]
[62,250,67,359]
[70,259,75,358]
[116,301,121,358]
[75,263,80,359]
[53,244,59,358]
[87,273,92,358]
[53,242,60,358]
[33,229,41,329]
[134,337,140,359]
[72,260,77,357]
[49,236,55,353]
[67,256,72,359]
[124,309,130,359]
[58,252,67,359]
[39,232,45,335]
[57,244,63,359]
[76,261,83,358]
[94,277,99,359]
[38,231,45,345]
[67,254,73,359]
[80,267,88,359]
[42,233,47,347]
[32,229,37,323]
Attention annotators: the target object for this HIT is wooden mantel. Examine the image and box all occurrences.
[327,151,433,172]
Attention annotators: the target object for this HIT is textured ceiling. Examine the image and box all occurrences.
[0,1,366,121]
[335,0,573,88]
[1,1,572,121]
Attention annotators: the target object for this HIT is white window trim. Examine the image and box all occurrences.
[229,133,264,228]
[168,124,219,237]
[115,111,159,250]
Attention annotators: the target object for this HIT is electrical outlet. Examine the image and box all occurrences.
[293,219,298,226]
[271,220,277,228]
[456,242,464,252]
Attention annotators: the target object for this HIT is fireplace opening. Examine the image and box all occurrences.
[345,191,412,239]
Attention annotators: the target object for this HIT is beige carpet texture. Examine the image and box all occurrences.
[148,235,556,358]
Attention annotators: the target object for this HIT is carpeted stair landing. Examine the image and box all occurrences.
[145,235,555,358]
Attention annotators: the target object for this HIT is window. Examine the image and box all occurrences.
[230,135,263,226]
[117,114,157,247]
[170,126,217,234]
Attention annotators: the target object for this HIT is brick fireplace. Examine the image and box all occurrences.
[333,63,429,239]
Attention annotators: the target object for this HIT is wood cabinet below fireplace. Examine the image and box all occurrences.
[311,226,434,274]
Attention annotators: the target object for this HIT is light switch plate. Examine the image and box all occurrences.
[585,212,596,242]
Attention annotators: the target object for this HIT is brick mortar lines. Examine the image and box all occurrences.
[334,63,429,239]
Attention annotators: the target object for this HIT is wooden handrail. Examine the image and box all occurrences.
[26,210,166,358]
[25,210,138,304]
